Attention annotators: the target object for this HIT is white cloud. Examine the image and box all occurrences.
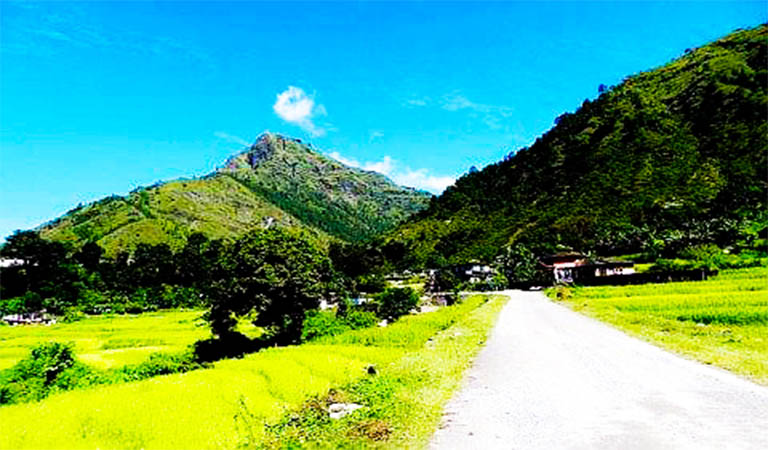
[404,97,429,107]
[273,86,326,136]
[214,131,250,147]
[369,130,384,143]
[362,156,394,175]
[327,151,454,194]
[328,151,360,168]
[440,93,514,130]
[391,169,456,193]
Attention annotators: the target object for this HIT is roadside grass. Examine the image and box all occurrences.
[0,294,505,449]
[260,294,508,448]
[0,310,209,371]
[549,267,768,384]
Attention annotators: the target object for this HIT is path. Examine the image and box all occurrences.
[430,290,768,449]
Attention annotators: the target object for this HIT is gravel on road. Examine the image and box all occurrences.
[430,290,768,450]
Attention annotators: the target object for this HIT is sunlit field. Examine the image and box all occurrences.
[0,295,503,449]
[551,267,768,384]
[0,310,209,370]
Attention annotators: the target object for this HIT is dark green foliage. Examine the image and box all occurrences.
[495,244,549,286]
[192,332,263,363]
[344,309,380,329]
[116,350,208,381]
[650,244,767,272]
[0,341,209,406]
[0,342,97,405]
[0,231,87,313]
[301,308,379,342]
[301,310,353,342]
[379,25,768,269]
[205,228,335,345]
[0,230,209,317]
[372,288,419,321]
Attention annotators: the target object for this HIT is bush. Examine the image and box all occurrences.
[301,310,351,342]
[344,310,379,329]
[158,285,205,309]
[0,297,27,315]
[118,350,207,381]
[373,288,419,321]
[301,307,380,342]
[0,342,98,405]
[355,274,387,294]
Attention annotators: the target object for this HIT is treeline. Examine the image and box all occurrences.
[0,230,221,317]
[0,228,419,342]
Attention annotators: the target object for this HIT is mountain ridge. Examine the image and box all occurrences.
[39,133,430,256]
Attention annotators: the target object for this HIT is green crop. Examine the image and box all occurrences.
[550,266,768,384]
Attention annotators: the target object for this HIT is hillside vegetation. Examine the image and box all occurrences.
[379,25,767,268]
[39,133,429,256]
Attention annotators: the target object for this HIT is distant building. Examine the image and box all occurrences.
[451,262,495,284]
[0,258,25,268]
[540,253,635,284]
[2,311,56,326]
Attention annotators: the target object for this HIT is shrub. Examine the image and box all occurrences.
[373,288,419,321]
[301,307,381,342]
[118,350,207,381]
[0,297,26,315]
[301,310,351,342]
[344,310,379,329]
[0,342,98,405]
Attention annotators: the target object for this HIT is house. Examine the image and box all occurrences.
[540,253,634,284]
[2,311,56,326]
[451,262,495,284]
[0,258,25,268]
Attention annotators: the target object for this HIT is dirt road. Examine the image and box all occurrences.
[430,290,768,449]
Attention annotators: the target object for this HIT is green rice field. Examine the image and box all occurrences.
[551,267,768,384]
[0,295,504,449]
[0,310,209,371]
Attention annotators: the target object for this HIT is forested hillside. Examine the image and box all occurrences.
[39,133,430,256]
[378,25,767,268]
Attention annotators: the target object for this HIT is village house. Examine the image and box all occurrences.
[2,311,56,326]
[452,262,495,284]
[540,253,635,284]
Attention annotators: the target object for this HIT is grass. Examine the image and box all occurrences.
[0,310,209,371]
[549,266,768,384]
[0,294,506,449]
[260,294,508,448]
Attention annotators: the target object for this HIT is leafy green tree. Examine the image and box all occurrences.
[131,243,175,287]
[496,244,546,284]
[0,230,84,308]
[73,242,103,272]
[206,228,334,345]
[373,287,419,321]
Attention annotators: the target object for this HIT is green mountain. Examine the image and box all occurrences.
[380,25,767,268]
[40,133,430,256]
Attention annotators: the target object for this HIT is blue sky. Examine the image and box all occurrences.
[0,1,765,240]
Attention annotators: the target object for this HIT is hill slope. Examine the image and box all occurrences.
[40,133,430,256]
[381,25,767,267]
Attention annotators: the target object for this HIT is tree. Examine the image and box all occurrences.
[175,233,219,288]
[74,242,103,272]
[131,243,175,287]
[373,287,419,321]
[0,230,78,303]
[495,244,546,285]
[206,228,334,345]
